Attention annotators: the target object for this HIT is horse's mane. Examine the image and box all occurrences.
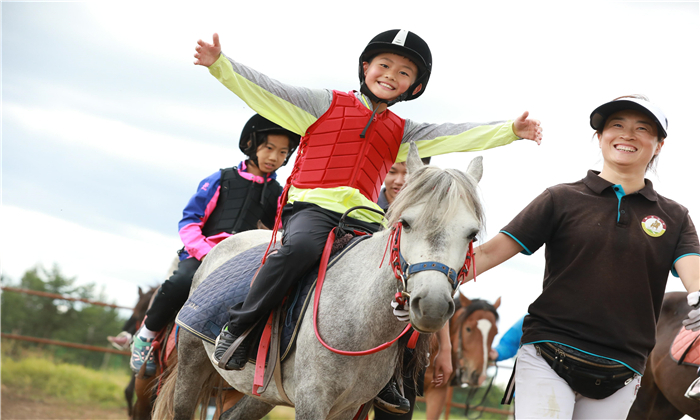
[385,165,484,230]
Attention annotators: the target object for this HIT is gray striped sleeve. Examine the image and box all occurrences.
[222,53,333,119]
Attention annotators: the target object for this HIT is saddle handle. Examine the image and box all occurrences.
[339,206,385,236]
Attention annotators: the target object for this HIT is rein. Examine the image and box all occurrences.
[464,365,497,420]
[312,209,476,357]
[312,225,413,356]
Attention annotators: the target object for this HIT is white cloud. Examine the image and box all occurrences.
[1,205,180,310]
[5,102,237,176]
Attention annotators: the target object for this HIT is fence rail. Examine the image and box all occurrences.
[1,286,133,357]
[1,286,134,310]
[1,333,130,356]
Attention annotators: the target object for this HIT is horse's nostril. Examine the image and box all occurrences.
[446,300,455,318]
[412,297,422,316]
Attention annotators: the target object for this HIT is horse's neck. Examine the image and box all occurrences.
[325,232,403,337]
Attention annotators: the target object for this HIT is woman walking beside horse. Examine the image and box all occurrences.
[466,95,700,419]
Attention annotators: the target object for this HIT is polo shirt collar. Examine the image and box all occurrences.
[583,170,658,202]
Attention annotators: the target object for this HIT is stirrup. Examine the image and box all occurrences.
[685,376,700,400]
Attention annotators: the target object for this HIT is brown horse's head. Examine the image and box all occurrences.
[122,286,157,335]
[450,294,500,387]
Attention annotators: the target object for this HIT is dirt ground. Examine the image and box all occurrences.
[1,387,126,420]
[0,385,298,419]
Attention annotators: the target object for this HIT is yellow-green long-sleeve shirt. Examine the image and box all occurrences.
[209,54,520,223]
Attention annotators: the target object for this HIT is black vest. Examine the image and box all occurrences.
[201,168,282,237]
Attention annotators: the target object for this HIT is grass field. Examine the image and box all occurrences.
[0,343,509,419]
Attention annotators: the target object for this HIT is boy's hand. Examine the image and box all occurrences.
[194,33,222,67]
[513,111,543,145]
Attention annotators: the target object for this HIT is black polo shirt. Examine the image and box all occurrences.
[501,170,699,373]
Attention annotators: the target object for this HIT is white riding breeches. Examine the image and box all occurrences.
[513,344,641,419]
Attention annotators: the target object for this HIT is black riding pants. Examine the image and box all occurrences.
[145,256,201,331]
[226,201,379,335]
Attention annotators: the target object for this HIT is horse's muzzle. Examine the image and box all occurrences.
[409,288,455,333]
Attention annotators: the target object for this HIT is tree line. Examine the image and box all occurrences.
[1,264,130,370]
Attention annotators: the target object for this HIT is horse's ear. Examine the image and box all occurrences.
[493,296,501,309]
[459,292,471,308]
[406,141,423,174]
[466,156,483,183]
[138,286,143,297]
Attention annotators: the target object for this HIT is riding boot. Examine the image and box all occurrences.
[374,379,411,415]
[212,325,252,371]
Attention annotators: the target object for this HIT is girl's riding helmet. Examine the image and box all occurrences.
[359,29,432,106]
[239,114,301,167]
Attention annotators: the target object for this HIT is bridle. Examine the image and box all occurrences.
[313,210,477,356]
[384,221,476,306]
[452,300,499,420]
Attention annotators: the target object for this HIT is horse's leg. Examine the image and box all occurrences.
[218,395,274,420]
[425,385,448,420]
[172,332,217,420]
[125,373,135,417]
[132,374,157,420]
[212,389,245,420]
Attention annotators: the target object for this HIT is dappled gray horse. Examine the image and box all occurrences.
[155,143,486,420]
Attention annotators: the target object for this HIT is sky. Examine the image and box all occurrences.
[2,1,699,377]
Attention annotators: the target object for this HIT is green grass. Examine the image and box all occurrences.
[1,346,131,409]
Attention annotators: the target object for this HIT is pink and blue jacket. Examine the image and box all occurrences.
[178,161,281,261]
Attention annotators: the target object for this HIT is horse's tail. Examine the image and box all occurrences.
[197,373,223,420]
[151,353,223,420]
[151,361,178,420]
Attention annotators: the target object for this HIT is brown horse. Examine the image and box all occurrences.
[117,264,244,420]
[107,285,156,418]
[627,291,700,420]
[423,294,500,420]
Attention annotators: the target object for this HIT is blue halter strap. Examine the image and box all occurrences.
[388,222,474,303]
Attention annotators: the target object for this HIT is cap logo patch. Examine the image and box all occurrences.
[392,29,408,46]
[641,215,666,237]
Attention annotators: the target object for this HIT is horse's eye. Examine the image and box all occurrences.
[467,230,479,241]
[400,219,411,230]
[466,327,472,333]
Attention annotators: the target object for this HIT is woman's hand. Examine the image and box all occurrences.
[431,348,453,387]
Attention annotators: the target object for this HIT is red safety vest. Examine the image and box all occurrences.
[291,90,406,203]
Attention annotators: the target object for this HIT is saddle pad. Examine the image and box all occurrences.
[671,326,700,367]
[176,235,370,361]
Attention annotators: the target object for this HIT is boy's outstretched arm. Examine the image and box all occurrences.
[194,33,222,67]
[513,111,543,145]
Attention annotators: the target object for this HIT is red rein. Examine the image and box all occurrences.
[313,227,413,356]
[312,223,476,357]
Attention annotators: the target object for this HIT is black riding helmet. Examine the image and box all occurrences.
[358,29,432,106]
[239,114,301,167]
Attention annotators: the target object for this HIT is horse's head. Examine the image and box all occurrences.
[451,294,500,387]
[108,286,157,351]
[122,286,156,334]
[385,142,484,333]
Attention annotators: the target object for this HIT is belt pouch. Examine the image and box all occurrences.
[535,342,636,400]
